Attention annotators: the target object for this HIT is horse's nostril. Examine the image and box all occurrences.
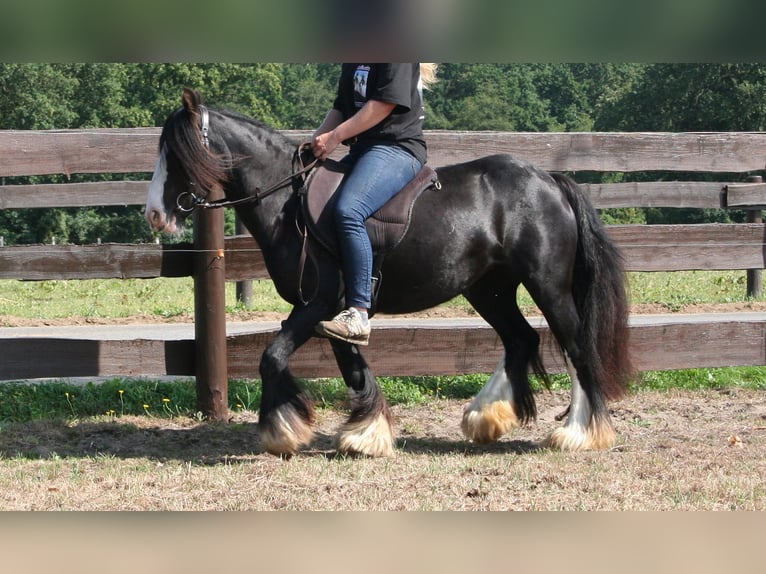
[149,210,165,228]
[147,209,167,231]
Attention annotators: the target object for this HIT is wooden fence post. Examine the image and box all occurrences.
[746,175,763,298]
[235,214,253,307]
[193,191,229,421]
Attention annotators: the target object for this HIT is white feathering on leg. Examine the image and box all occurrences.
[544,353,615,451]
[336,412,395,457]
[259,404,315,456]
[461,358,520,444]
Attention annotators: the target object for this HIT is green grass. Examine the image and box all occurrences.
[628,270,755,310]
[392,270,763,313]
[0,367,764,425]
[0,270,761,321]
[638,367,766,392]
[0,278,292,321]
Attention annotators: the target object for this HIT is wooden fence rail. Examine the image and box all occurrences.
[0,223,763,281]
[4,129,766,175]
[0,129,764,417]
[3,313,764,381]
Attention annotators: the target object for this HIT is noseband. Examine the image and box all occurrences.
[174,104,318,213]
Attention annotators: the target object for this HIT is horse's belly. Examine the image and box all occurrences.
[375,250,479,314]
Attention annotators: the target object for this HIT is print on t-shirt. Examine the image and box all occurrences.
[353,66,370,109]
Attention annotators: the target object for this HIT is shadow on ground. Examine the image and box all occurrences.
[0,415,542,464]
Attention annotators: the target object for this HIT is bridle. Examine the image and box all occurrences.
[171,103,323,305]
[174,104,319,213]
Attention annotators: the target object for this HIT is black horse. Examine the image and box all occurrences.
[145,88,634,457]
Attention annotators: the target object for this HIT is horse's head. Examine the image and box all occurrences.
[145,88,229,234]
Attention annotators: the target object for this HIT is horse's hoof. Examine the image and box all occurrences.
[258,405,315,457]
[543,417,616,451]
[461,400,519,444]
[336,412,396,457]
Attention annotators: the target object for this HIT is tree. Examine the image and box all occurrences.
[426,64,557,131]
[277,63,339,129]
[3,63,765,242]
[0,63,291,244]
[593,64,766,224]
[424,64,642,132]
[0,64,78,129]
[595,64,766,131]
[124,63,285,127]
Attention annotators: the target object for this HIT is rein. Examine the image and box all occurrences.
[175,105,318,213]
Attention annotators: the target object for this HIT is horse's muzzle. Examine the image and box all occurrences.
[146,208,178,234]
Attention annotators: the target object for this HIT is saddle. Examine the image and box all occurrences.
[301,158,441,258]
[297,157,441,311]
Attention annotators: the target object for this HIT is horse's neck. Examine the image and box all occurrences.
[219,117,299,251]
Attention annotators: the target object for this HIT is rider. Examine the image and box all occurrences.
[312,63,436,345]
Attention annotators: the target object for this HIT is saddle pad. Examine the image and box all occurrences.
[303,159,440,256]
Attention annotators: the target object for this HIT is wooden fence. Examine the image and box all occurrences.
[1,128,765,418]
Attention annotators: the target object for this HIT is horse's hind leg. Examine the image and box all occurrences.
[532,291,617,451]
[329,339,395,457]
[543,350,616,451]
[461,279,540,444]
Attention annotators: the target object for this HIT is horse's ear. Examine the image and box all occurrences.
[182,88,202,114]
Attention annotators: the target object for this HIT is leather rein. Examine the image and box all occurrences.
[175,104,318,213]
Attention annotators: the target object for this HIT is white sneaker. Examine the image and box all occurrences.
[315,308,370,345]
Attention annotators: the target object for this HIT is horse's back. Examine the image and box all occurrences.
[420,153,575,230]
[434,153,543,183]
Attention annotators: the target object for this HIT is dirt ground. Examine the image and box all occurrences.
[0,385,763,510]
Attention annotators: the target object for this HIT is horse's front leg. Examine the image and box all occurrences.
[329,339,395,457]
[258,305,327,457]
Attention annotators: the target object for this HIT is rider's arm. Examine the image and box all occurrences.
[311,100,396,160]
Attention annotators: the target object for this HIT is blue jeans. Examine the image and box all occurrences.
[335,144,422,309]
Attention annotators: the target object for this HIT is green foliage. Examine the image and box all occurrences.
[637,368,766,392]
[0,64,78,129]
[599,208,646,225]
[644,207,739,225]
[596,64,766,131]
[427,64,558,131]
[277,64,339,129]
[0,366,763,424]
[0,379,199,422]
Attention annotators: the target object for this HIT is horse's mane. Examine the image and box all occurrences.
[160,88,298,195]
[215,108,297,157]
[159,86,291,191]
[159,103,231,194]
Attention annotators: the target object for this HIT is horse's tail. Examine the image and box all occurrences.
[551,172,634,401]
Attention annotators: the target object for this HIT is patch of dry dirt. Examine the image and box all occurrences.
[2,301,765,328]
[0,388,763,510]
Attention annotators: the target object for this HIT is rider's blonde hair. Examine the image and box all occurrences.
[420,63,439,89]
